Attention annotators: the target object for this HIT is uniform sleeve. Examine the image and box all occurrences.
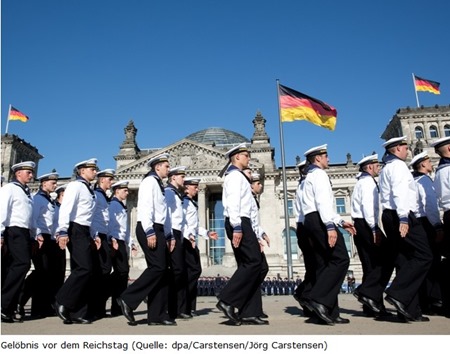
[137,177,156,237]
[360,179,378,231]
[56,182,79,236]
[108,202,120,239]
[390,166,412,222]
[164,188,175,237]
[0,186,13,237]
[224,172,243,231]
[420,178,442,227]
[31,195,42,239]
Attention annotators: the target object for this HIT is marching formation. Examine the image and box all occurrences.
[1,135,449,328]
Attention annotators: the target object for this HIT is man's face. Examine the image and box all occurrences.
[186,184,198,198]
[101,176,114,189]
[115,187,129,201]
[171,174,185,188]
[42,179,58,193]
[16,169,34,184]
[316,153,329,169]
[80,167,97,181]
[252,181,263,194]
[422,158,433,173]
[396,144,409,160]
[235,152,250,169]
[156,162,170,179]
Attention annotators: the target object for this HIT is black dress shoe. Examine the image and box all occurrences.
[73,317,92,324]
[412,315,430,322]
[357,294,382,314]
[1,311,14,323]
[116,298,135,324]
[148,319,177,326]
[53,301,71,322]
[216,300,240,323]
[293,294,313,312]
[260,312,269,319]
[178,313,193,319]
[308,300,334,325]
[240,316,269,325]
[333,316,350,324]
[385,295,414,321]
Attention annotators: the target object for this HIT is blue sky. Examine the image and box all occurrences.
[2,0,450,177]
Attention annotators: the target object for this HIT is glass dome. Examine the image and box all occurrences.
[185,127,249,147]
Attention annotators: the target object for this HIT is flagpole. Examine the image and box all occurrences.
[5,104,12,135]
[276,79,293,280]
[412,73,420,108]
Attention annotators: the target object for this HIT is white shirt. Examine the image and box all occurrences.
[222,166,253,230]
[414,173,442,227]
[351,173,379,231]
[183,196,209,240]
[91,188,110,237]
[379,154,418,221]
[31,190,56,239]
[0,181,33,236]
[164,184,185,233]
[108,197,130,246]
[434,159,450,212]
[137,172,167,237]
[294,178,305,224]
[56,177,96,236]
[250,194,265,240]
[300,165,343,230]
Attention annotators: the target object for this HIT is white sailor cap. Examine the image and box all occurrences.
[112,180,129,190]
[168,166,187,177]
[382,136,408,149]
[74,158,98,170]
[184,177,201,186]
[55,183,68,195]
[251,173,261,182]
[357,154,379,168]
[296,160,307,169]
[409,151,430,168]
[148,153,170,168]
[225,143,250,159]
[11,161,35,172]
[304,144,327,157]
[38,172,59,182]
[97,169,115,178]
[430,136,450,150]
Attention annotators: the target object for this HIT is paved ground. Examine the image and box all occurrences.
[2,293,449,336]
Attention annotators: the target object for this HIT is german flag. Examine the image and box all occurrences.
[8,106,29,122]
[278,84,337,131]
[414,75,440,95]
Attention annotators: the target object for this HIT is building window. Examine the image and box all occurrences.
[445,124,450,137]
[336,197,346,214]
[282,227,298,260]
[209,194,225,265]
[415,126,424,139]
[287,199,295,218]
[430,125,439,138]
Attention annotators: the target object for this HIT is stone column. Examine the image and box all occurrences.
[197,185,209,267]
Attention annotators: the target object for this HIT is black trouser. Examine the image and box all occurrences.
[218,217,262,317]
[88,233,112,318]
[304,212,349,319]
[168,229,187,318]
[294,222,317,302]
[417,217,443,312]
[382,210,433,315]
[1,227,31,315]
[442,210,450,315]
[183,238,202,313]
[19,234,66,316]
[110,239,129,315]
[55,222,93,313]
[353,219,394,304]
[121,222,170,323]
